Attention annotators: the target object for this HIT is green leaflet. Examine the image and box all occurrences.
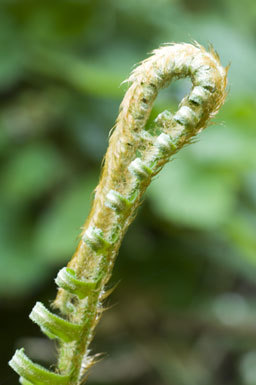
[173,106,199,127]
[105,190,132,213]
[29,302,82,342]
[82,226,111,254]
[55,267,98,299]
[128,158,153,180]
[155,133,177,154]
[9,349,70,385]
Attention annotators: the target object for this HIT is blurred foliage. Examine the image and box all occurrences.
[0,1,256,385]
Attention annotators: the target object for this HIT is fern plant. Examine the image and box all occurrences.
[9,42,228,385]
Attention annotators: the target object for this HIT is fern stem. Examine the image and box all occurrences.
[9,42,228,385]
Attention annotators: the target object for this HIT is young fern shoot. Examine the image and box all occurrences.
[9,42,228,385]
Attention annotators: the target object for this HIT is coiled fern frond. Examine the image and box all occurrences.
[9,42,228,385]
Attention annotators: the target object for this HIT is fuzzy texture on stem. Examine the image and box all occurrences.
[9,42,228,385]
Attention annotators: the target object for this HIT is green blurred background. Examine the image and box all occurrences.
[1,1,256,384]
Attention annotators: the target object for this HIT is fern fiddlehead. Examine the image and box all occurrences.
[9,43,228,385]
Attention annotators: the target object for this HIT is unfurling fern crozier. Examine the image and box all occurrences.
[9,42,228,385]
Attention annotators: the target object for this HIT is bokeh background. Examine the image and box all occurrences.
[1,1,256,384]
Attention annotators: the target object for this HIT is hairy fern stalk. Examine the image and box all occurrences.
[9,42,228,385]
